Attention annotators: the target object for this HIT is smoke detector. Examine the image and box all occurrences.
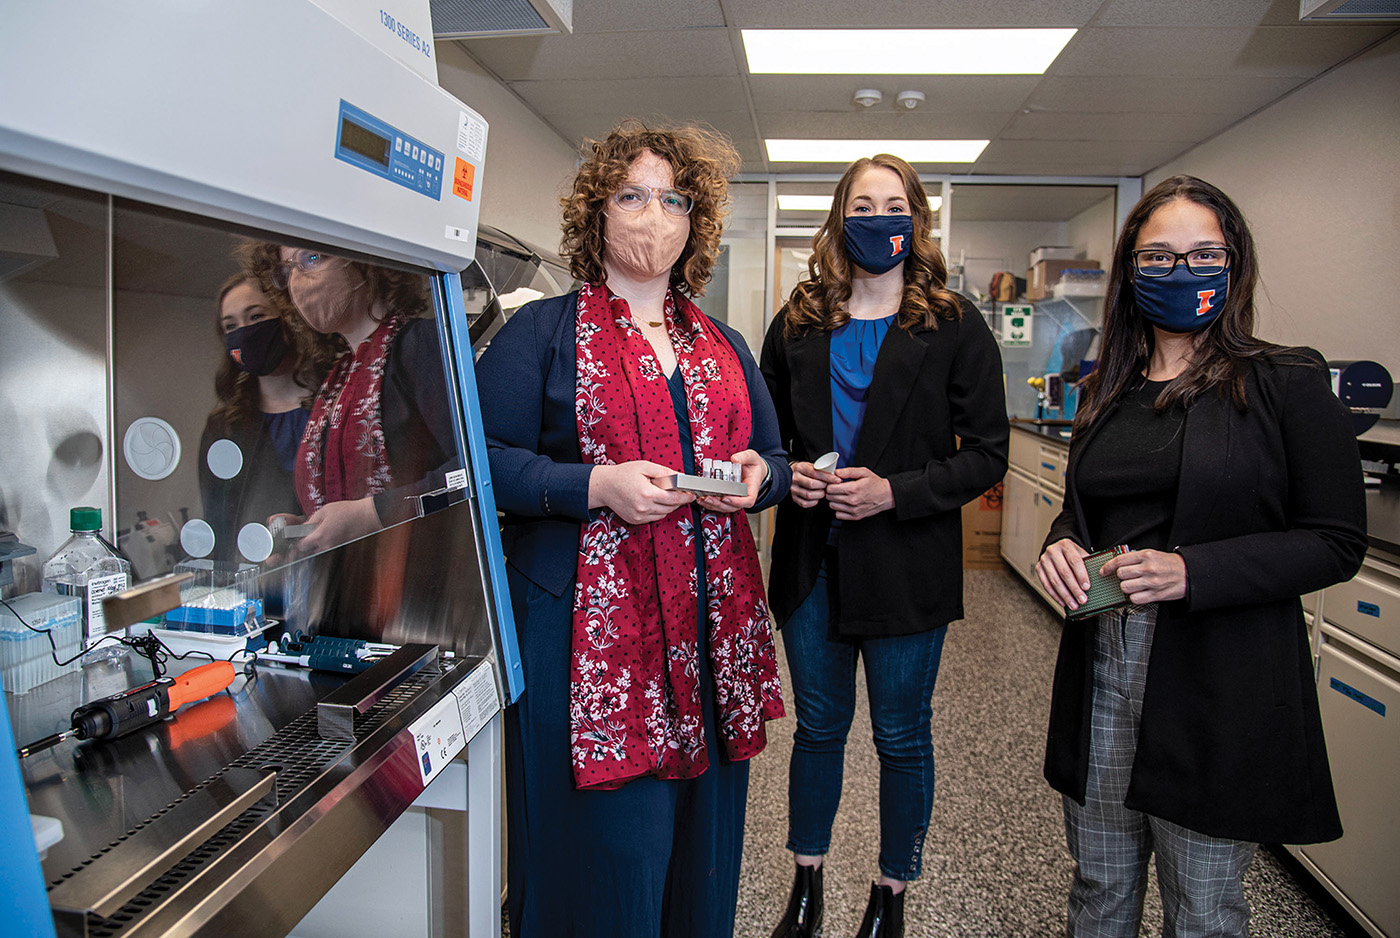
[895,90,926,110]
[853,89,883,108]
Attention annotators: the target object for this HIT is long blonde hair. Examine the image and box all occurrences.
[783,153,961,336]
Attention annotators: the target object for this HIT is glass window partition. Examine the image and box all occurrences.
[2,169,471,588]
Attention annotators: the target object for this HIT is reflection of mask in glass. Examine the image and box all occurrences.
[843,215,914,274]
[603,209,689,281]
[291,271,367,336]
[224,319,287,375]
[1133,265,1229,333]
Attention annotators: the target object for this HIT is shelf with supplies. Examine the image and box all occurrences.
[988,296,1101,421]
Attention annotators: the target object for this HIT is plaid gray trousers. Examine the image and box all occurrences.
[1062,605,1256,938]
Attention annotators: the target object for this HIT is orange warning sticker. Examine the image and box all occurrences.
[453,158,475,201]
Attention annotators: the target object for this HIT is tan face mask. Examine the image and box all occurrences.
[602,207,690,282]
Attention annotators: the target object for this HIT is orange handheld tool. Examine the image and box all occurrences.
[18,660,238,757]
[167,661,236,710]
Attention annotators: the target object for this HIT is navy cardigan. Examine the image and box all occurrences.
[475,291,791,598]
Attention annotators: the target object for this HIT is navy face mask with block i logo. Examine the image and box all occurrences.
[842,215,914,275]
[1132,264,1230,334]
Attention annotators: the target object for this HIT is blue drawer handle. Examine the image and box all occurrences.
[1041,461,1056,471]
[1358,601,1380,618]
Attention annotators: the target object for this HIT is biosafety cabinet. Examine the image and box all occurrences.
[0,5,522,937]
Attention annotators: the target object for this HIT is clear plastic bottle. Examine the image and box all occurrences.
[42,507,132,660]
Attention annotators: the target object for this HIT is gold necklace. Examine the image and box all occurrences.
[635,315,664,328]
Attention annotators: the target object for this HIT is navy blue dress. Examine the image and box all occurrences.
[475,292,790,938]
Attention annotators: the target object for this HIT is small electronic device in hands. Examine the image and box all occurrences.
[654,457,748,497]
[1065,545,1133,621]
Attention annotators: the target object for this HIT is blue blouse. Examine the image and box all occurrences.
[830,313,896,469]
[263,407,310,474]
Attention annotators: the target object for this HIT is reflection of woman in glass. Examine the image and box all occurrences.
[199,274,331,560]
[240,243,456,555]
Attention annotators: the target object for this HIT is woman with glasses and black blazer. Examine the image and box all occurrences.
[1035,175,1367,937]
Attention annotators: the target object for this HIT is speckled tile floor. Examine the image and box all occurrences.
[504,567,1366,937]
[733,568,1366,938]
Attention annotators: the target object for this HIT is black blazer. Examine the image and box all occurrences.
[1043,349,1367,844]
[760,295,1010,637]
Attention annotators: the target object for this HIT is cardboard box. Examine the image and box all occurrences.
[962,481,1005,570]
[1027,259,1099,300]
[1029,245,1076,267]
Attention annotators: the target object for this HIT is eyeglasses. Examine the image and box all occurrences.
[610,185,695,217]
[271,249,351,289]
[1131,247,1232,278]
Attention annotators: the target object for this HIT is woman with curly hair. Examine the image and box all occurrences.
[474,121,791,937]
[198,273,334,561]
[760,154,1009,938]
[239,242,457,556]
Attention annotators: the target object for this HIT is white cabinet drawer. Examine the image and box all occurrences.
[1009,430,1040,475]
[1303,625,1400,938]
[1037,442,1067,490]
[1326,557,1400,659]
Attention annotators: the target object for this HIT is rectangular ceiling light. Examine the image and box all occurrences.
[743,29,1076,75]
[767,139,988,164]
[777,195,835,211]
[778,194,943,211]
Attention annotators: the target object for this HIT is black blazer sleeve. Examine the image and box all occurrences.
[887,300,1009,519]
[1177,352,1367,610]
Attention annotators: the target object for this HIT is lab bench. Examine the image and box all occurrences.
[999,421,1071,614]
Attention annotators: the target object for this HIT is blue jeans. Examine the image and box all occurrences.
[782,565,948,881]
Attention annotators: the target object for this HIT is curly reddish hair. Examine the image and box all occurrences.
[234,240,431,354]
[560,121,740,297]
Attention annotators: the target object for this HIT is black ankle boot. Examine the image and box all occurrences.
[770,862,823,938]
[853,882,904,938]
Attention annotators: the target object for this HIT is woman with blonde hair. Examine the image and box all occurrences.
[761,153,1008,938]
[475,122,790,938]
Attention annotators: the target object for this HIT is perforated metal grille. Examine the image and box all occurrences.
[430,0,547,35]
[55,669,443,936]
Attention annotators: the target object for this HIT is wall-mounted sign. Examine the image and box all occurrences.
[1002,305,1033,347]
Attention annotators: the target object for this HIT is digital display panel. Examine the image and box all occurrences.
[341,119,390,168]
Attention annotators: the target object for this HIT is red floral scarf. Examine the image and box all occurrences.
[295,314,407,515]
[571,283,785,790]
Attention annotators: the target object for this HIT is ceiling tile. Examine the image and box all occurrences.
[1025,75,1304,114]
[756,111,1008,139]
[460,29,736,81]
[746,75,1040,113]
[1053,25,1395,78]
[509,77,751,115]
[571,0,726,32]
[1050,27,1258,77]
[1002,110,1239,142]
[1232,25,1399,74]
[539,111,765,162]
[1094,0,1278,28]
[974,138,1187,176]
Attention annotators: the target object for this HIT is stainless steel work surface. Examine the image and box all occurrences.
[11,650,485,938]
